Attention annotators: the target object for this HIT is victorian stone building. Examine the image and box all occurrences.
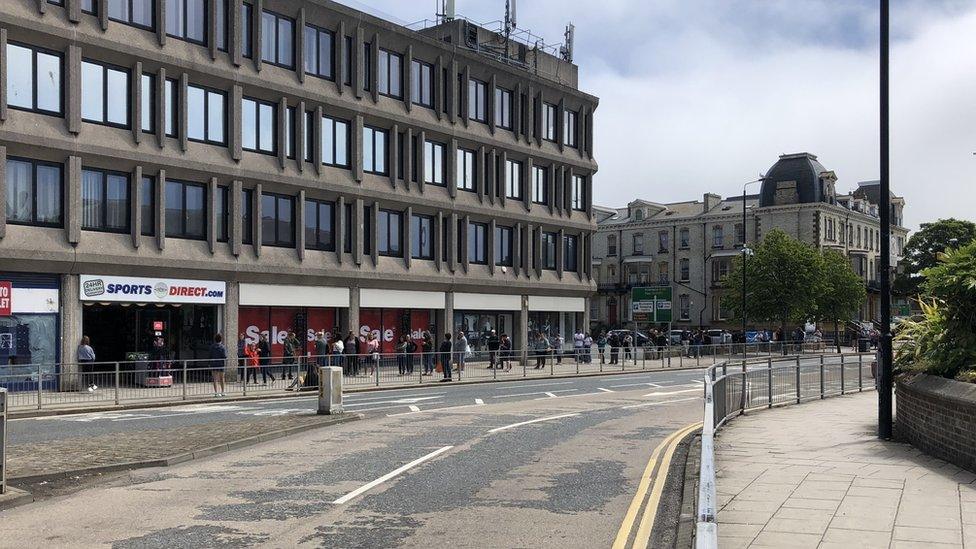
[591,153,908,332]
[0,0,598,381]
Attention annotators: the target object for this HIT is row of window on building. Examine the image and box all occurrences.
[5,41,587,210]
[5,156,583,271]
[38,0,584,147]
[604,225,747,257]
[823,217,900,254]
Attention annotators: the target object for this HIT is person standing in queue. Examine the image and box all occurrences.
[439,333,454,382]
[77,336,97,392]
[237,333,247,381]
[453,330,468,376]
[244,341,260,385]
[258,333,274,384]
[421,331,435,375]
[209,333,227,397]
[283,331,298,380]
[487,329,500,369]
[315,331,329,368]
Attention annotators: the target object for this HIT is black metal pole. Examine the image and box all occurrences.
[878,0,894,440]
[742,188,747,359]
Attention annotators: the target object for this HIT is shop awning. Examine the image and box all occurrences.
[527,296,586,312]
[360,289,445,309]
[454,293,522,311]
[240,284,349,308]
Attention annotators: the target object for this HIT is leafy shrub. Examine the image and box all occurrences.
[895,241,976,382]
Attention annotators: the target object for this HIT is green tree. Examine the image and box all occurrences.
[816,250,867,353]
[723,229,826,347]
[894,218,976,298]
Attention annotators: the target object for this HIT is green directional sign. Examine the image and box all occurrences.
[631,286,673,323]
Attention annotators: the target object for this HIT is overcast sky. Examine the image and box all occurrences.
[337,0,976,231]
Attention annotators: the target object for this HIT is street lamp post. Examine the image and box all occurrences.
[878,0,894,440]
[741,179,764,359]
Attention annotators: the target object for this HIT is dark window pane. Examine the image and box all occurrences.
[140,176,155,236]
[184,184,205,237]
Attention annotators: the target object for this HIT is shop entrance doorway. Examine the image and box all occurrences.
[82,303,218,364]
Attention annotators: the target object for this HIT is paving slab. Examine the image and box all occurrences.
[714,392,975,548]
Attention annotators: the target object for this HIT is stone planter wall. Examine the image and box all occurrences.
[896,374,976,473]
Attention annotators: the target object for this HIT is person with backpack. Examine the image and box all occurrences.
[439,333,454,382]
[421,332,435,375]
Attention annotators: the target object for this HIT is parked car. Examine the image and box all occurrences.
[669,330,684,345]
[606,329,651,347]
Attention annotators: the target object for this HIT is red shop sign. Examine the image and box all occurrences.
[0,281,11,316]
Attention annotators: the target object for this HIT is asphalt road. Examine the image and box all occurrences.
[0,369,707,548]
[8,368,709,445]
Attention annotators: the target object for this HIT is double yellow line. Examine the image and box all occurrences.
[613,422,702,549]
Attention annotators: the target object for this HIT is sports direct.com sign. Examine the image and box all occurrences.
[79,275,226,305]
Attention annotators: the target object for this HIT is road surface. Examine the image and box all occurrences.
[1,368,708,548]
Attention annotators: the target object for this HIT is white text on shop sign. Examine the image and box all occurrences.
[79,275,226,304]
[0,281,11,316]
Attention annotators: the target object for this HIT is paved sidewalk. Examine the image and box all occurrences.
[6,413,356,481]
[714,392,976,548]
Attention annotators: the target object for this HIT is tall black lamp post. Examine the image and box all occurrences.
[879,0,894,440]
[741,179,764,359]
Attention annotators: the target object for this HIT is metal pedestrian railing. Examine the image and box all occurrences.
[1,387,6,495]
[694,352,876,548]
[0,341,845,414]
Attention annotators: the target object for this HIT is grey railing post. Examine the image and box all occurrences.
[182,361,188,400]
[739,371,747,413]
[858,353,863,391]
[114,362,120,405]
[0,388,5,494]
[36,363,43,410]
[795,356,801,403]
[376,359,381,386]
[242,358,247,396]
[819,355,825,399]
[840,354,846,394]
[767,360,773,408]
[576,356,580,375]
[494,357,498,380]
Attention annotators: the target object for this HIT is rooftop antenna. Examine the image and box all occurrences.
[437,0,455,23]
[560,23,575,62]
[505,0,517,32]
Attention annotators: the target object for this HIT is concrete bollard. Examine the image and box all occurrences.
[317,367,343,415]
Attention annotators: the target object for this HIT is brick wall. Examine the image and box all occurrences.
[896,374,976,473]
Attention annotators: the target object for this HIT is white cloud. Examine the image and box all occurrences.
[338,0,976,231]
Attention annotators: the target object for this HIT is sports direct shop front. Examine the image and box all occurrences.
[79,275,226,365]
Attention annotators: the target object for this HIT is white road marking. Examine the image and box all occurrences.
[475,398,485,405]
[544,392,558,398]
[485,380,577,389]
[386,401,485,417]
[492,389,576,399]
[597,388,614,393]
[622,397,700,409]
[535,392,608,400]
[642,388,702,397]
[488,413,580,434]
[344,396,442,408]
[408,405,421,412]
[609,382,660,388]
[343,391,445,402]
[332,446,455,505]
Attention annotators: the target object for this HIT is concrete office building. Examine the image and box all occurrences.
[591,153,908,332]
[0,0,598,382]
